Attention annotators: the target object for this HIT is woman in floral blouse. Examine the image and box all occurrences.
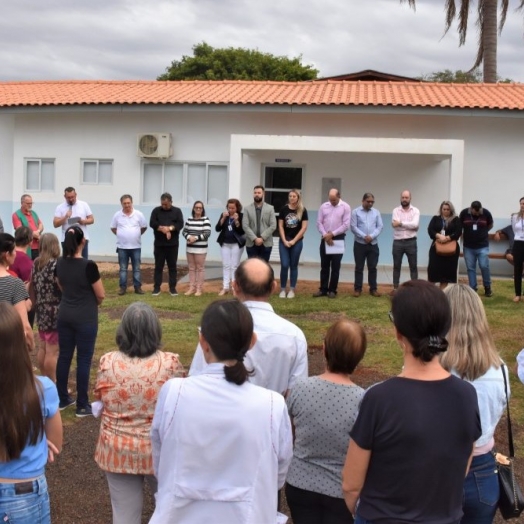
[29,233,62,381]
[94,302,185,524]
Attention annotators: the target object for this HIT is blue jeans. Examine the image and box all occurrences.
[0,475,50,524]
[461,452,499,524]
[353,241,379,292]
[246,244,272,262]
[279,239,303,289]
[463,246,491,289]
[56,319,98,408]
[117,248,142,289]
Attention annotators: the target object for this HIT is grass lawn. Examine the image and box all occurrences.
[64,272,524,451]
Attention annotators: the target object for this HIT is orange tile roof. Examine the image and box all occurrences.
[0,80,524,110]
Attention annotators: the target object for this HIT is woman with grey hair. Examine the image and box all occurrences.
[94,302,185,524]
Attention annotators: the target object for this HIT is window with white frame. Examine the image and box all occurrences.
[142,162,228,207]
[25,159,55,191]
[81,159,113,184]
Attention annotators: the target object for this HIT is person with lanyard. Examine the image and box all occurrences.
[350,192,383,297]
[511,196,524,302]
[12,194,44,260]
[459,200,494,297]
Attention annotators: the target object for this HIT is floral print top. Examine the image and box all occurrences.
[31,259,61,332]
[94,350,185,475]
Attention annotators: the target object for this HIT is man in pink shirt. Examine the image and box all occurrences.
[391,190,420,292]
[314,188,351,298]
[12,194,44,259]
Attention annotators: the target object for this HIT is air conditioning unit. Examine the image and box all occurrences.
[137,133,173,159]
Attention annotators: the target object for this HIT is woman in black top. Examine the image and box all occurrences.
[215,198,245,296]
[56,226,105,417]
[427,200,461,288]
[278,190,308,298]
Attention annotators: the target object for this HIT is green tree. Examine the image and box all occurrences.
[158,42,318,81]
[419,68,514,83]
[401,0,524,83]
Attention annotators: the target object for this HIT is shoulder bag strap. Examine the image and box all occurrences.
[501,363,515,458]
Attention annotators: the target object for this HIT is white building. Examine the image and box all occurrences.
[0,79,522,272]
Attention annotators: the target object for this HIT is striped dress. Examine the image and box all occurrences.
[182,216,212,255]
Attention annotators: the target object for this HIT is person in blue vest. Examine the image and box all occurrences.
[12,194,44,259]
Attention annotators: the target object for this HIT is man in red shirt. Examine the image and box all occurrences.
[12,194,44,259]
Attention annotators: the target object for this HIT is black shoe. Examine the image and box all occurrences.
[59,397,75,411]
[170,289,178,296]
[134,287,145,295]
[117,287,126,296]
[484,287,493,297]
[327,292,336,299]
[76,404,93,418]
[152,289,161,296]
[312,291,327,297]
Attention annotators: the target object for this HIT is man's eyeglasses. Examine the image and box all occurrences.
[366,200,375,204]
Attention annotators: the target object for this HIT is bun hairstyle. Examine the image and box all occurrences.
[63,225,84,258]
[391,280,451,362]
[200,299,254,385]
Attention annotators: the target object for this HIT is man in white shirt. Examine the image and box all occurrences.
[391,190,420,292]
[110,194,148,295]
[189,258,308,396]
[53,186,94,259]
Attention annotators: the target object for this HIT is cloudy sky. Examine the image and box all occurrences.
[2,0,524,82]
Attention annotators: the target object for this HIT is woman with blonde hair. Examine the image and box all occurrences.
[427,200,461,288]
[29,233,62,381]
[441,283,507,523]
[511,196,524,302]
[0,302,62,524]
[278,189,308,298]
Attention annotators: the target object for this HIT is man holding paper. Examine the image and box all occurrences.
[313,188,351,298]
[53,186,94,259]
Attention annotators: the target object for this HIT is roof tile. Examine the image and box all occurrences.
[0,79,523,110]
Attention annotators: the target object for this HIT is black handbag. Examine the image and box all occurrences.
[496,364,524,520]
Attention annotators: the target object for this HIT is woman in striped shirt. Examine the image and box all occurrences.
[182,201,211,296]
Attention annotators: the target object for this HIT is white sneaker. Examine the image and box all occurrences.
[287,290,295,299]
[279,290,287,298]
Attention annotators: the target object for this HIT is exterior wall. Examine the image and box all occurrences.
[0,107,521,274]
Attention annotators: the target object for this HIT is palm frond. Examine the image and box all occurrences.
[499,0,509,32]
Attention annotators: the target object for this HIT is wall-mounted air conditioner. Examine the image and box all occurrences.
[137,133,173,159]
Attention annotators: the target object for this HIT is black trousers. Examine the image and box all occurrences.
[154,245,178,290]
[353,241,379,292]
[285,483,353,524]
[319,240,343,294]
[513,240,524,296]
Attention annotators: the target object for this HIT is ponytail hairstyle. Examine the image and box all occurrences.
[391,280,451,363]
[62,225,84,258]
[0,302,44,462]
[200,299,254,385]
[0,233,16,267]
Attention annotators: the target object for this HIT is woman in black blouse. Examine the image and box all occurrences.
[215,198,245,296]
[427,201,462,288]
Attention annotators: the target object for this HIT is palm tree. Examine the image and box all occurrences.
[401,0,524,83]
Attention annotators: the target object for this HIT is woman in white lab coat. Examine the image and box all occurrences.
[150,299,293,524]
